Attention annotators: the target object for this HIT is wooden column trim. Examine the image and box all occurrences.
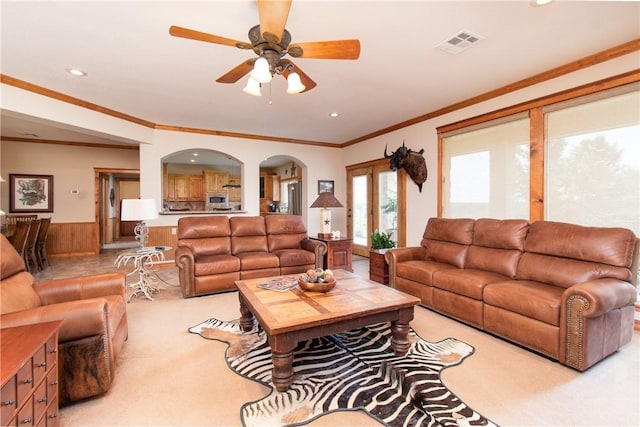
[529,107,545,222]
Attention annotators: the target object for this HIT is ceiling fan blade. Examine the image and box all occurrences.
[288,40,361,60]
[257,0,292,44]
[216,59,255,84]
[282,62,317,93]
[169,26,250,49]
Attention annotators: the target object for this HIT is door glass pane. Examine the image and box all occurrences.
[352,175,368,246]
[378,171,397,243]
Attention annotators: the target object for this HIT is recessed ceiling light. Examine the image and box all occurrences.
[190,159,195,163]
[66,68,87,77]
[329,112,340,118]
[193,153,199,156]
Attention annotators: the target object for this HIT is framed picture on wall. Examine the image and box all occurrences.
[9,174,54,213]
[318,180,334,195]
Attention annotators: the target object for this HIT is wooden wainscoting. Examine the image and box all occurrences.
[147,226,179,263]
[47,222,97,257]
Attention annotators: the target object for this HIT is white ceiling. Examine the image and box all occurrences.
[1,1,639,147]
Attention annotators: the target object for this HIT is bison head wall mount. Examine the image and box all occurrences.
[384,141,428,192]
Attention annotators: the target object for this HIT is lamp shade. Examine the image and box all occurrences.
[310,192,343,208]
[286,72,305,94]
[250,57,272,84]
[243,77,262,97]
[121,199,158,221]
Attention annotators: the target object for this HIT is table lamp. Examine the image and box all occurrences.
[310,192,343,239]
[121,198,158,250]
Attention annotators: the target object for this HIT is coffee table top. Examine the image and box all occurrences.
[235,269,420,335]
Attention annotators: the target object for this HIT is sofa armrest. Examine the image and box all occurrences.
[384,247,426,288]
[0,298,109,342]
[175,247,196,297]
[301,238,327,269]
[34,272,126,305]
[563,279,637,318]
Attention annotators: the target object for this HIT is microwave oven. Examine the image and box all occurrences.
[206,192,228,209]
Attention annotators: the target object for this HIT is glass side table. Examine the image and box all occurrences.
[114,246,171,301]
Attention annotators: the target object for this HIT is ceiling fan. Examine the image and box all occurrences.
[169,0,360,94]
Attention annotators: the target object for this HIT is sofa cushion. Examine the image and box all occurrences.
[396,260,456,286]
[421,218,474,268]
[473,218,529,250]
[433,269,510,300]
[236,252,279,270]
[179,237,232,257]
[265,215,309,252]
[193,254,240,276]
[484,280,564,326]
[466,246,523,279]
[421,217,475,245]
[272,249,315,267]
[230,217,269,255]
[525,221,637,269]
[177,216,231,239]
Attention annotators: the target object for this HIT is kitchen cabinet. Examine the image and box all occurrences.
[166,174,203,201]
[204,170,229,194]
[227,176,242,202]
[260,174,279,212]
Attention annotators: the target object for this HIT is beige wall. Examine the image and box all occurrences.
[0,140,139,222]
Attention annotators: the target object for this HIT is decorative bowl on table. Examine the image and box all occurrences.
[298,269,336,293]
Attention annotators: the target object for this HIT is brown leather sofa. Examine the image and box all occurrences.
[0,234,128,404]
[176,215,327,297]
[385,217,639,371]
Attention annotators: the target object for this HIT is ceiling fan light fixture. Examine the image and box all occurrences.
[286,72,305,94]
[250,57,272,84]
[243,77,262,96]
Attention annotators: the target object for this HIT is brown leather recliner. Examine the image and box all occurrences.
[0,234,128,404]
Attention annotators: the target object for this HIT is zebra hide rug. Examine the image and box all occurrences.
[189,318,496,427]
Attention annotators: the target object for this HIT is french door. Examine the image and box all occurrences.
[347,160,405,257]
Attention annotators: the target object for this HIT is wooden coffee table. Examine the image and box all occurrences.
[235,269,420,392]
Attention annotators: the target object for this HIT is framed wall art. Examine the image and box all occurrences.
[318,180,334,195]
[9,174,54,213]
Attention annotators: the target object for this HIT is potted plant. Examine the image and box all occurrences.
[369,229,395,285]
[370,229,395,250]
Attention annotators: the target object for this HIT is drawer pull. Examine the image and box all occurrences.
[49,348,57,354]
[21,417,33,424]
[22,378,33,384]
[39,362,47,368]
[49,413,58,419]
[2,399,15,406]
[50,380,59,386]
[38,397,48,403]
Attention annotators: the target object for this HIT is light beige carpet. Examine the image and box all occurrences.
[59,267,640,426]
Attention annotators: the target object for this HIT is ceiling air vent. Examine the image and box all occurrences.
[436,30,484,55]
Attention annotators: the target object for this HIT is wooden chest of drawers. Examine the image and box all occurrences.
[1,321,62,427]
[369,249,390,285]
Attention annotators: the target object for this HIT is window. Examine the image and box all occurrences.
[545,88,640,234]
[439,79,639,236]
[442,117,530,219]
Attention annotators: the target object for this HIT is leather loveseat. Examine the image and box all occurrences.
[0,234,128,404]
[175,215,327,297]
[385,217,639,371]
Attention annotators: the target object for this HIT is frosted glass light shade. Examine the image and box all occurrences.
[286,72,305,94]
[243,77,262,96]
[250,57,272,84]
